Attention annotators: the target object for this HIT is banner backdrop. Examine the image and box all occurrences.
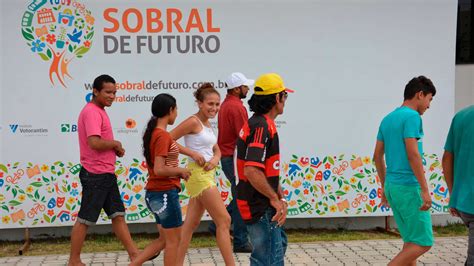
[0,0,457,228]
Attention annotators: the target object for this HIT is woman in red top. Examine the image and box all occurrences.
[130,94,191,266]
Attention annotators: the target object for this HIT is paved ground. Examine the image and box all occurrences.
[0,236,468,265]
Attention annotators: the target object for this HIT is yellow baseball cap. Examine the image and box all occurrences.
[253,73,294,95]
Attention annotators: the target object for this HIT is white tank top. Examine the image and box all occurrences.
[184,115,217,162]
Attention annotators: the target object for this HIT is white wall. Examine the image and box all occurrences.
[0,0,458,229]
[455,65,474,111]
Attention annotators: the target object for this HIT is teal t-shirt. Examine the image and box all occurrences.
[377,106,424,186]
[444,105,474,215]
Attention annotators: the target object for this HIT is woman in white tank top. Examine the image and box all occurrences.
[171,83,235,266]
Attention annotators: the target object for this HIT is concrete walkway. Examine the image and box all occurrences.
[0,236,468,265]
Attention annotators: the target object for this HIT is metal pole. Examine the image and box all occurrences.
[19,228,31,255]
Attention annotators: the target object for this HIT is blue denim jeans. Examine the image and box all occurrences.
[209,156,249,248]
[145,189,183,229]
[247,208,288,266]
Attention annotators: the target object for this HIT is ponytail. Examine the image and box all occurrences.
[142,116,158,166]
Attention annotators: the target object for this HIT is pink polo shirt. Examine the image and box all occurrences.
[78,103,116,174]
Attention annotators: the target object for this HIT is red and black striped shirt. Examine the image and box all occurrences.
[236,114,280,224]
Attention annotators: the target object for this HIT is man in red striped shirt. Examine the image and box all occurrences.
[236,73,293,265]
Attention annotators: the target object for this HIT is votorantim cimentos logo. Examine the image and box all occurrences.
[9,124,48,136]
[21,0,95,88]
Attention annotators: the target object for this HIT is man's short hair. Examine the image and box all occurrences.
[93,74,116,92]
[404,76,436,100]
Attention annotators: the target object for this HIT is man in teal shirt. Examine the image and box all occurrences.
[373,76,436,265]
[442,105,474,265]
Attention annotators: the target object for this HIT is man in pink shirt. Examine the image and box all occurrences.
[211,72,253,252]
[68,75,139,266]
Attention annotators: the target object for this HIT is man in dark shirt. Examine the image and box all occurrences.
[236,73,293,265]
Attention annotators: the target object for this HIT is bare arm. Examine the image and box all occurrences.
[87,135,119,151]
[442,150,454,194]
[170,117,199,141]
[405,138,431,210]
[153,156,190,180]
[204,144,221,171]
[212,144,221,161]
[170,117,205,165]
[278,184,284,199]
[88,136,124,157]
[244,166,286,225]
[405,139,428,191]
[373,140,388,207]
[278,183,288,224]
[373,140,386,187]
[442,150,459,216]
[244,166,279,201]
[176,143,195,157]
[177,143,206,166]
[277,184,288,209]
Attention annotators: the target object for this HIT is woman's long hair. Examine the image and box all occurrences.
[143,93,177,166]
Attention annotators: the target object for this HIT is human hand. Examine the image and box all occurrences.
[381,191,390,208]
[191,151,205,167]
[114,141,125,157]
[449,207,460,217]
[419,190,432,211]
[270,198,287,226]
[204,157,219,171]
[278,199,288,226]
[180,168,191,181]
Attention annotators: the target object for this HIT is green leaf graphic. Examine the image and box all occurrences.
[30,182,42,187]
[8,200,21,207]
[22,28,35,41]
[38,53,49,61]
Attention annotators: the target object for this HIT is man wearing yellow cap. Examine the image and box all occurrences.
[235,73,293,265]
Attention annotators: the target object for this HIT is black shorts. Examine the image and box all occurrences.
[77,167,125,225]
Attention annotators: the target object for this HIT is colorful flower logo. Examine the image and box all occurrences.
[125,119,137,129]
[21,0,95,88]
